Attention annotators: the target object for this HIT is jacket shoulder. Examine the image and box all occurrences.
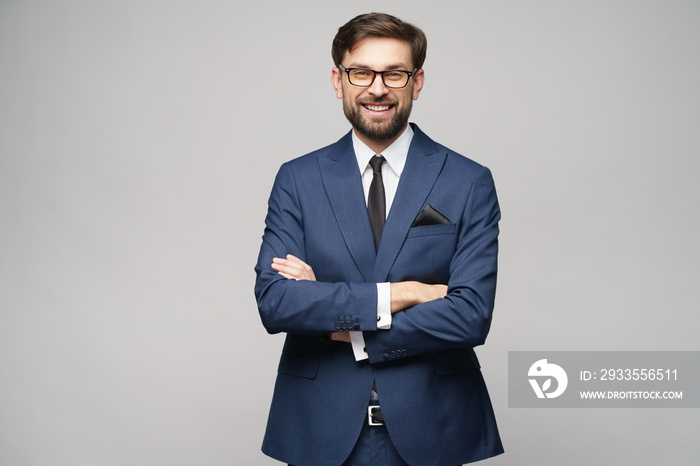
[412,124,489,174]
[280,131,352,172]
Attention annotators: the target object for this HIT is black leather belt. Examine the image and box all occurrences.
[368,405,384,426]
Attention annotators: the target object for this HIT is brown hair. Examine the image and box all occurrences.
[331,12,427,70]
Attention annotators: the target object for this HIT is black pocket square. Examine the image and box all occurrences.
[411,204,450,227]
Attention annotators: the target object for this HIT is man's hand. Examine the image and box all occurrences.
[390,282,448,313]
[271,254,316,281]
[330,331,351,343]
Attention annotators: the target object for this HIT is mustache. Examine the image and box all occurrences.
[356,97,397,105]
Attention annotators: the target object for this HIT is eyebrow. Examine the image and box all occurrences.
[347,62,411,70]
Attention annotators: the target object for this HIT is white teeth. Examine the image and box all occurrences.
[365,105,390,111]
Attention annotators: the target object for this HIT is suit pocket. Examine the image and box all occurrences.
[396,224,457,284]
[406,223,456,238]
[277,354,319,380]
[435,349,481,375]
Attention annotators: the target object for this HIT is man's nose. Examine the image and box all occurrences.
[367,73,389,97]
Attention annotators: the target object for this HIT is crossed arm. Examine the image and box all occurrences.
[272,254,447,342]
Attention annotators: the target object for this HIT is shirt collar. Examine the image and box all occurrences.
[352,124,414,177]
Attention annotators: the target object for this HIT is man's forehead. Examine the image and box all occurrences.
[343,37,413,69]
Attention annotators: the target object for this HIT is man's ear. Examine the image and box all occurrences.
[331,68,343,99]
[412,68,425,100]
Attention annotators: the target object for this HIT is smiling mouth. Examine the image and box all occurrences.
[362,103,393,112]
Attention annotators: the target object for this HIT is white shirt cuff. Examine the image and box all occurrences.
[349,331,368,361]
[376,282,392,329]
[348,283,391,362]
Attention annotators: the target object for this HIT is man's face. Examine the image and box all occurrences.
[331,37,424,148]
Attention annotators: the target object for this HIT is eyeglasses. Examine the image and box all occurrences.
[338,64,415,89]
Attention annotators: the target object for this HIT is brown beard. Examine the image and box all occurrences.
[343,97,412,142]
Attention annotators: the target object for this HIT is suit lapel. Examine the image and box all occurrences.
[318,132,376,282]
[372,125,446,282]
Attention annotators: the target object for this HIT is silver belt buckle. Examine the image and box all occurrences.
[368,405,384,426]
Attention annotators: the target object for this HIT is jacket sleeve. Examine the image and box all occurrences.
[363,166,501,363]
[254,162,379,335]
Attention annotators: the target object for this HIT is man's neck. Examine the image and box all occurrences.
[353,124,408,154]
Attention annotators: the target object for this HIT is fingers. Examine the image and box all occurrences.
[330,331,351,343]
[271,254,317,281]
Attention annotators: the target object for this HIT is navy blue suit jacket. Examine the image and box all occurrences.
[255,124,503,465]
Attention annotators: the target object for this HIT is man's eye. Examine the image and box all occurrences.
[353,70,371,78]
[385,72,405,80]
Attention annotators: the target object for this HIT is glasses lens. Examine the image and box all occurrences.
[383,71,409,88]
[348,69,375,86]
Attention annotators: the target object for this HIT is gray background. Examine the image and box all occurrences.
[1,0,698,465]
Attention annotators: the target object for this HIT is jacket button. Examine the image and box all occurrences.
[383,353,390,360]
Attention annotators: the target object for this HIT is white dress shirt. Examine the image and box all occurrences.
[348,124,414,361]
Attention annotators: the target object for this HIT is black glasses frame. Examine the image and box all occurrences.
[338,64,415,89]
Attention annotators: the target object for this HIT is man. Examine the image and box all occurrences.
[254,12,503,466]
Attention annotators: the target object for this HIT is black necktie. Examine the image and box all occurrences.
[368,155,386,251]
